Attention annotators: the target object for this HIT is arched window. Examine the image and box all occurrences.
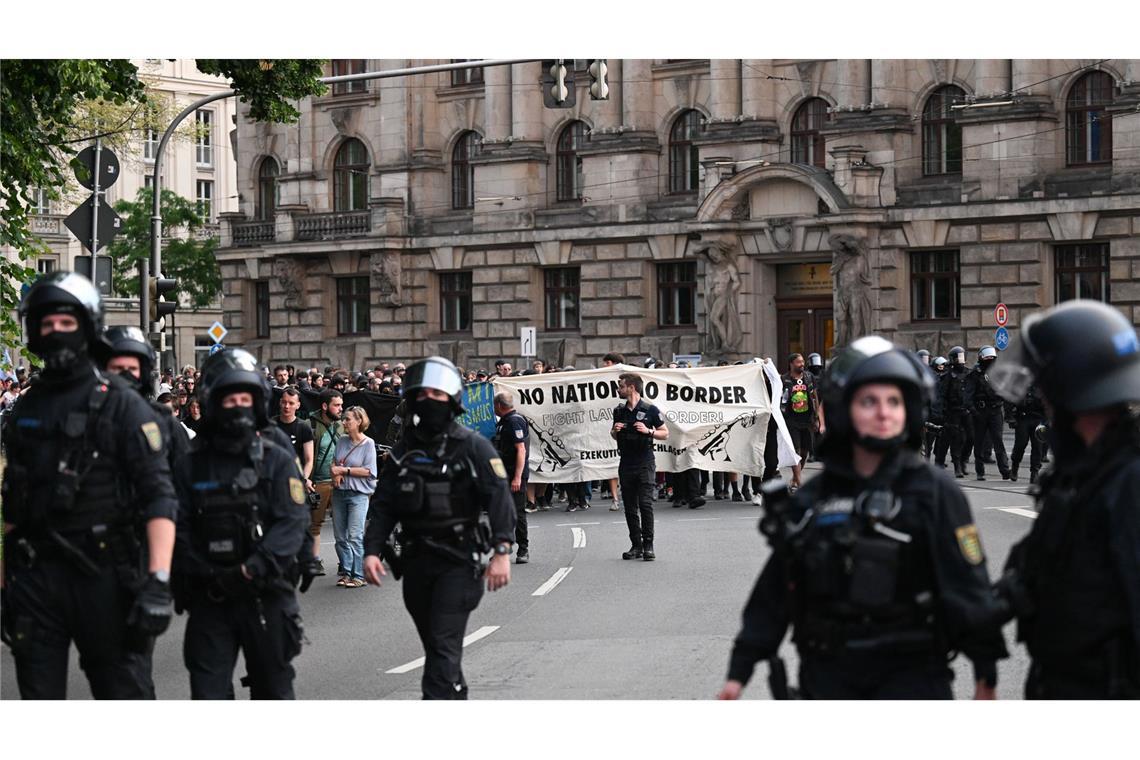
[1066,71,1114,166]
[922,85,964,175]
[790,98,829,168]
[556,121,587,201]
[256,157,279,220]
[333,138,369,211]
[669,110,702,193]
[451,131,479,210]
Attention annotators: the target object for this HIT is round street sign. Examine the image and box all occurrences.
[995,326,1010,351]
[74,146,120,191]
[994,303,1009,327]
[209,343,225,356]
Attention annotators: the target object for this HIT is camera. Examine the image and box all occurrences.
[307,491,321,507]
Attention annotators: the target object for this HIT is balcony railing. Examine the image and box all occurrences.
[295,210,371,241]
[231,220,276,246]
[31,215,65,235]
[193,223,221,241]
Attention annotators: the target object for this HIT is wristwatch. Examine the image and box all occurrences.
[493,543,512,556]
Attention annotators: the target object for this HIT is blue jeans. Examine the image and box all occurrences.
[332,490,369,581]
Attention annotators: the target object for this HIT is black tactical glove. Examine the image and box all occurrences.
[298,556,323,593]
[127,573,174,638]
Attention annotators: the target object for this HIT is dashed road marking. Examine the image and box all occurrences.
[677,517,721,522]
[533,567,573,596]
[994,507,1038,520]
[384,626,500,674]
[571,527,586,548]
[556,522,601,527]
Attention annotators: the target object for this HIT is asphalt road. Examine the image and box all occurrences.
[1,447,1041,701]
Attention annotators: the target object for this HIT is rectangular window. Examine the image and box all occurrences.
[910,250,960,321]
[336,276,370,335]
[195,110,213,166]
[1055,243,1110,303]
[254,280,270,339]
[37,258,57,275]
[31,187,52,215]
[439,271,473,333]
[450,60,484,87]
[143,128,158,161]
[657,262,697,327]
[332,60,368,95]
[196,179,213,221]
[544,267,580,330]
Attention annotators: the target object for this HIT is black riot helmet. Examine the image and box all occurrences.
[807,353,824,373]
[915,348,931,365]
[819,335,934,455]
[402,356,465,412]
[947,345,967,367]
[18,271,105,367]
[932,356,948,373]
[95,325,157,396]
[197,347,273,428]
[977,345,997,371]
[989,300,1140,414]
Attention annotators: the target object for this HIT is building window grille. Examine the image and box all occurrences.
[1066,71,1114,166]
[544,267,580,330]
[556,121,586,202]
[439,271,473,333]
[668,110,702,193]
[657,262,697,327]
[336,276,370,335]
[451,131,479,210]
[790,98,830,168]
[333,138,369,211]
[332,60,367,95]
[1055,243,1110,302]
[909,250,960,321]
[922,86,965,175]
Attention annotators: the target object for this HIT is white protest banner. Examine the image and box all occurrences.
[494,364,771,484]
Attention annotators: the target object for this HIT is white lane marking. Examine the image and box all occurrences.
[677,517,721,522]
[532,567,573,596]
[571,527,586,548]
[996,507,1038,520]
[384,625,500,674]
[556,522,600,526]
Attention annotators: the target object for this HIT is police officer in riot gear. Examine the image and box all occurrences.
[363,356,515,699]
[936,346,972,478]
[719,336,1007,700]
[173,347,309,699]
[806,353,824,380]
[923,356,949,460]
[1004,380,1045,484]
[990,300,1140,698]
[963,346,1011,481]
[2,272,178,699]
[916,348,931,366]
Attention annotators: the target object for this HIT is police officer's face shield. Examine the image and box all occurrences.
[987,335,1038,405]
[404,360,463,399]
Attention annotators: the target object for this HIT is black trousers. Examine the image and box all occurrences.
[619,462,656,547]
[512,484,528,552]
[798,653,954,699]
[673,468,701,503]
[973,409,1010,477]
[939,412,971,471]
[183,586,301,699]
[1011,415,1044,473]
[6,556,154,699]
[401,551,484,699]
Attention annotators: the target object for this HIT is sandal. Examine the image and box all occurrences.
[346,578,366,588]
[336,576,348,587]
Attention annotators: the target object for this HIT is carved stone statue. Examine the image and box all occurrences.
[694,234,743,355]
[370,250,402,308]
[273,256,306,312]
[828,233,875,347]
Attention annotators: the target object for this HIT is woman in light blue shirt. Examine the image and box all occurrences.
[330,406,378,587]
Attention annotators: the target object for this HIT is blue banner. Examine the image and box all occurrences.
[458,381,496,439]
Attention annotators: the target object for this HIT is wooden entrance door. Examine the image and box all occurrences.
[777,305,834,362]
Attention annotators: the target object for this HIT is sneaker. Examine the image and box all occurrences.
[689,497,706,509]
[622,544,643,560]
[642,542,655,561]
[714,492,726,501]
[579,502,590,511]
[557,492,567,503]
[673,499,687,509]
[976,474,986,481]
[751,493,763,506]
[312,558,327,576]
[609,499,620,512]
[566,503,579,512]
[515,551,529,565]
[538,503,551,511]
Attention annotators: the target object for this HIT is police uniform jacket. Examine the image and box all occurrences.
[728,449,1008,687]
[1005,416,1140,696]
[1,363,178,538]
[364,422,516,556]
[173,430,308,585]
[937,366,969,416]
[963,366,1002,413]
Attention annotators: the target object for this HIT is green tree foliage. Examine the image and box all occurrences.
[1,58,326,362]
[106,188,221,308]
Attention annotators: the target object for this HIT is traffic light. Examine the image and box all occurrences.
[542,59,575,109]
[149,276,177,328]
[588,59,609,100]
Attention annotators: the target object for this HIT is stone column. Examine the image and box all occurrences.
[871,59,905,107]
[511,62,543,142]
[974,59,1010,97]
[742,59,775,118]
[709,59,741,120]
[836,59,870,109]
[1012,60,1051,94]
[484,63,511,140]
[622,58,653,131]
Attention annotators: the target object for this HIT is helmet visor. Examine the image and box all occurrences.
[404,360,463,397]
[987,336,1036,404]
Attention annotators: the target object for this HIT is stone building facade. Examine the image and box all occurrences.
[216,59,1140,370]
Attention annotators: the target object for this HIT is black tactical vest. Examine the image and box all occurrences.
[189,439,267,568]
[391,440,482,539]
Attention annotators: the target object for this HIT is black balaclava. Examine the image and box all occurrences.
[28,307,89,376]
[408,396,454,439]
[211,404,258,453]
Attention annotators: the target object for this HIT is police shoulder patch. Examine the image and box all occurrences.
[514,429,525,440]
[141,421,163,452]
[489,457,508,479]
[955,524,984,565]
[289,478,306,505]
